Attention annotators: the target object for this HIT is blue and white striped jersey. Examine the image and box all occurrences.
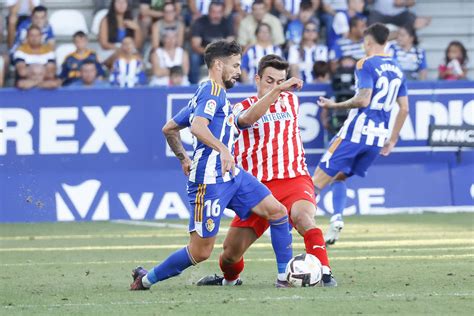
[188,80,239,184]
[387,41,427,81]
[242,44,283,81]
[337,54,408,147]
[329,37,365,61]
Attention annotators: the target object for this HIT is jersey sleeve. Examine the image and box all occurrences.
[173,106,191,127]
[194,81,222,122]
[233,99,252,129]
[332,12,349,35]
[355,59,374,89]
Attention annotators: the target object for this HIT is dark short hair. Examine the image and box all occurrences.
[32,5,48,14]
[312,61,330,78]
[255,22,271,36]
[170,66,184,76]
[81,60,96,68]
[27,25,42,35]
[252,0,266,8]
[73,31,87,39]
[363,23,389,45]
[204,40,242,68]
[399,24,419,46]
[257,54,289,77]
[349,16,364,30]
[300,1,313,11]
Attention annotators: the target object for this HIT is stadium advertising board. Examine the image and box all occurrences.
[0,81,473,222]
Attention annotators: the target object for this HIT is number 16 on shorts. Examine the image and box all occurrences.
[188,183,223,238]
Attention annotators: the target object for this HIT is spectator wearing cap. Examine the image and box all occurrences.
[286,1,320,46]
[327,0,365,47]
[288,21,329,82]
[10,5,54,55]
[329,16,366,72]
[150,30,189,86]
[189,1,234,84]
[14,25,60,89]
[241,23,283,84]
[238,0,285,51]
[60,31,105,86]
[69,60,109,87]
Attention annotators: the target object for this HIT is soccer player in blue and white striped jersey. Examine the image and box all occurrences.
[313,23,409,245]
[131,40,294,290]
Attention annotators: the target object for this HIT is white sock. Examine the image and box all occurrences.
[222,278,238,286]
[141,275,152,288]
[277,273,286,282]
[322,265,331,275]
[330,214,343,222]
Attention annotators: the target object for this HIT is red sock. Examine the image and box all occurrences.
[219,254,244,281]
[304,228,330,267]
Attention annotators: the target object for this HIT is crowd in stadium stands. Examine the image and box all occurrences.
[0,0,470,89]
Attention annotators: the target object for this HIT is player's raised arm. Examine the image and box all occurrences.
[237,77,303,128]
[162,109,192,176]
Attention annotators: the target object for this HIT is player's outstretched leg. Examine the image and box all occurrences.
[291,200,337,287]
[130,233,214,290]
[252,195,293,287]
[325,177,347,245]
[196,226,257,286]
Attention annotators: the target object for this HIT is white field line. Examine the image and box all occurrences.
[2,292,473,310]
[0,253,472,267]
[1,246,473,267]
[1,238,472,252]
[0,230,472,241]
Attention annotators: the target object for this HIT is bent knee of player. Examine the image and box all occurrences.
[290,207,316,234]
[191,247,213,263]
[265,201,287,221]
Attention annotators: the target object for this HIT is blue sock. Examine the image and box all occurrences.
[146,246,195,284]
[331,181,347,218]
[269,215,293,275]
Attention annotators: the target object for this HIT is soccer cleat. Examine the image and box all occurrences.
[130,266,150,290]
[325,216,344,245]
[320,273,338,287]
[275,279,291,288]
[196,274,242,286]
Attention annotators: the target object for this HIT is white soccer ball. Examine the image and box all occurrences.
[285,253,322,287]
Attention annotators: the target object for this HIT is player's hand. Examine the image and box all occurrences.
[220,148,235,176]
[380,140,396,156]
[278,77,303,92]
[317,96,336,109]
[180,157,192,177]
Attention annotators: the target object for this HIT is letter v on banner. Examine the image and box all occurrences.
[55,179,110,221]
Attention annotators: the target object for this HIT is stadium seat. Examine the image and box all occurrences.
[91,9,108,37]
[55,43,76,70]
[49,10,89,36]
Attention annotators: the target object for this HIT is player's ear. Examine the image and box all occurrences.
[255,74,260,85]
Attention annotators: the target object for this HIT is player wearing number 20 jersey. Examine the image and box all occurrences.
[312,23,410,246]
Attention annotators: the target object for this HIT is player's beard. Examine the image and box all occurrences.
[223,79,235,89]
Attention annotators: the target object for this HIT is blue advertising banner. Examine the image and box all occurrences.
[0,81,473,222]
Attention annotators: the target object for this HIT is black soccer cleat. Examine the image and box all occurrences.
[320,273,338,287]
[130,266,150,290]
[196,274,242,286]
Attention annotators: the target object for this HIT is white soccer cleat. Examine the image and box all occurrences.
[325,215,344,245]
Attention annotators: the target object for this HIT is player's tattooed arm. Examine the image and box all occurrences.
[162,119,192,176]
[317,88,372,110]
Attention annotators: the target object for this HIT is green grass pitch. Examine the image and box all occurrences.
[1,213,473,315]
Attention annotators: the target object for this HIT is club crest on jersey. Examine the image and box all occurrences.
[204,99,217,116]
[226,114,235,126]
[206,218,215,232]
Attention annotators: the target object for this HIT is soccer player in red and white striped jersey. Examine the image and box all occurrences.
[198,54,337,287]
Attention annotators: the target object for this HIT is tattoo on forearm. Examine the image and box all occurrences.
[166,134,187,161]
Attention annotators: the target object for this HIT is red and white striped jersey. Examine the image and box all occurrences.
[233,91,310,182]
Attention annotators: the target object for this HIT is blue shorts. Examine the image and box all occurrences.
[187,168,271,237]
[319,137,381,178]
